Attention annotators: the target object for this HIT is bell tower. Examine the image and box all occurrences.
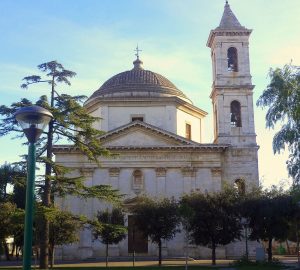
[207,1,257,146]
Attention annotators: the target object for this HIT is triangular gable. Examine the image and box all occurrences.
[99,121,198,147]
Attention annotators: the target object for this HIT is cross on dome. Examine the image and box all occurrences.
[133,44,144,70]
[134,45,142,59]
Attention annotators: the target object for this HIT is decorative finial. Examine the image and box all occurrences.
[133,45,144,70]
[134,44,142,59]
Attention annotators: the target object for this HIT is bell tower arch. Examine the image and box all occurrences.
[207,1,257,147]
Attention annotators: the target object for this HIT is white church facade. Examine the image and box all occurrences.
[54,1,259,259]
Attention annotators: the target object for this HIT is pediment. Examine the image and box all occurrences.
[99,121,197,148]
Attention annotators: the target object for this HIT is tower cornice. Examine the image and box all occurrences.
[209,85,255,99]
[207,29,252,48]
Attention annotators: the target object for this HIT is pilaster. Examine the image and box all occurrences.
[155,167,167,196]
[181,167,196,193]
[211,167,222,192]
[78,167,95,258]
[109,167,120,189]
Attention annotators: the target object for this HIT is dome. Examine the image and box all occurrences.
[87,58,191,103]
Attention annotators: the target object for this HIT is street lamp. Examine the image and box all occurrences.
[14,106,53,270]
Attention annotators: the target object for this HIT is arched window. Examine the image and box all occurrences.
[132,170,143,193]
[227,47,238,72]
[230,100,242,127]
[234,179,245,195]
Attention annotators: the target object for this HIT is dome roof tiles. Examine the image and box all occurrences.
[87,59,191,103]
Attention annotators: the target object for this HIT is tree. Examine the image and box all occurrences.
[0,61,121,269]
[91,208,127,267]
[180,189,242,265]
[0,163,25,203]
[280,185,300,255]
[132,197,180,266]
[0,202,24,261]
[9,206,25,260]
[257,64,300,183]
[0,163,26,259]
[47,208,84,268]
[12,170,27,210]
[242,187,294,262]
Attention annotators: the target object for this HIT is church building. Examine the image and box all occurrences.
[54,1,259,259]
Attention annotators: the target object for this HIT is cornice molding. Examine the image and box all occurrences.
[207,29,252,48]
[53,144,229,153]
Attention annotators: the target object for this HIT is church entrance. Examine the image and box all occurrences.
[128,215,148,254]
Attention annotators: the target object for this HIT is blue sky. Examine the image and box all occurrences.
[1,0,300,187]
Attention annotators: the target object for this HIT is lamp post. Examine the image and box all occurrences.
[14,106,53,270]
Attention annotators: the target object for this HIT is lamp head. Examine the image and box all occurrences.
[14,106,53,143]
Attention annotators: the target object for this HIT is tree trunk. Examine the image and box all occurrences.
[39,218,50,269]
[49,245,55,269]
[11,243,15,257]
[285,240,290,255]
[49,247,52,269]
[158,239,162,267]
[16,247,19,260]
[3,240,10,261]
[211,242,216,265]
[268,238,272,262]
[40,78,55,270]
[106,243,108,268]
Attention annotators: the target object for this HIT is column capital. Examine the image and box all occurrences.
[109,167,120,177]
[155,167,167,177]
[181,167,196,177]
[80,167,95,177]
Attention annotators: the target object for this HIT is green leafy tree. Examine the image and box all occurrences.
[0,61,121,269]
[0,163,25,203]
[91,208,127,267]
[242,187,294,262]
[257,64,300,183]
[0,202,24,261]
[132,197,180,266]
[281,185,300,255]
[9,207,25,259]
[48,208,83,268]
[0,164,13,202]
[0,163,26,258]
[12,171,27,210]
[180,189,242,265]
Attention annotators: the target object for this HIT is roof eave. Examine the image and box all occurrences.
[53,144,230,154]
[84,96,207,117]
[207,28,252,48]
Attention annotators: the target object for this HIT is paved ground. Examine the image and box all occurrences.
[0,256,299,268]
[0,259,233,268]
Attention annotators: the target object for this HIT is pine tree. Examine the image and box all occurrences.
[0,61,121,269]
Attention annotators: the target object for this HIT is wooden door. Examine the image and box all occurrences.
[128,215,148,254]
